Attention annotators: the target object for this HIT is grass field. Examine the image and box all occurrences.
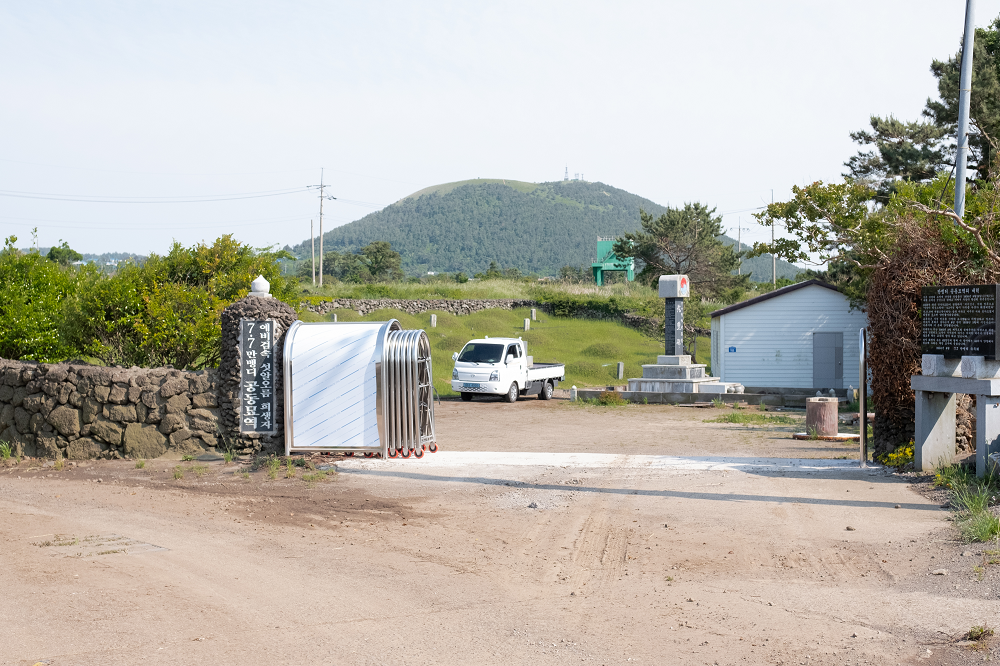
[297,306,664,395]
[296,277,663,304]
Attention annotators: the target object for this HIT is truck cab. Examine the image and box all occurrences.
[450,337,565,403]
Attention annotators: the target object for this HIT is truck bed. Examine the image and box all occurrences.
[527,363,565,381]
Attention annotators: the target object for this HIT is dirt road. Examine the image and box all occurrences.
[1,399,995,665]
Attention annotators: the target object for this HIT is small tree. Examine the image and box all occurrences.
[612,204,748,298]
[46,240,83,266]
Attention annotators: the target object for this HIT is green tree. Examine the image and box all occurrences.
[46,240,83,266]
[845,16,1000,189]
[359,241,404,282]
[843,116,950,196]
[612,204,748,298]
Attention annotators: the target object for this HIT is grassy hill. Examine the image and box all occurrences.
[291,178,801,279]
[297,305,665,393]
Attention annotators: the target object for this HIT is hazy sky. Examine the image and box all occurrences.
[2,1,998,262]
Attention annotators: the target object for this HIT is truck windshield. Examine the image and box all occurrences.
[457,343,505,364]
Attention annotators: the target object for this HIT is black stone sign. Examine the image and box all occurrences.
[921,284,1000,359]
[239,319,277,434]
[664,298,684,356]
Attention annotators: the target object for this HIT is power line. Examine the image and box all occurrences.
[0,187,306,204]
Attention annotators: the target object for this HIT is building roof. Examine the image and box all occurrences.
[709,280,841,318]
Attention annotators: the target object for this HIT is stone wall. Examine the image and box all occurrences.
[0,360,220,460]
[303,298,546,317]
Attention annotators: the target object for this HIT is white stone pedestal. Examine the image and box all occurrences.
[628,354,742,395]
[913,354,1000,476]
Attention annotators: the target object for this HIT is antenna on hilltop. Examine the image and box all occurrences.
[564,166,569,181]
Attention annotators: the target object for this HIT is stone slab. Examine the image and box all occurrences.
[921,354,962,377]
[961,356,1000,379]
[641,364,707,380]
[910,374,1000,396]
[656,355,691,366]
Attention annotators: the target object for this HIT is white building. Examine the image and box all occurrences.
[710,280,867,390]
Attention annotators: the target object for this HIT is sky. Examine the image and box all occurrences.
[2,0,998,263]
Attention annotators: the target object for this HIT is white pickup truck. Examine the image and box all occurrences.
[451,337,565,402]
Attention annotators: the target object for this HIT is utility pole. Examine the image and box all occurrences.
[771,190,776,287]
[737,219,742,275]
[310,220,316,286]
[956,0,976,218]
[309,169,337,288]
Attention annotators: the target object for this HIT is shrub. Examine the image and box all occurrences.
[878,443,914,468]
[0,236,79,362]
[597,391,629,406]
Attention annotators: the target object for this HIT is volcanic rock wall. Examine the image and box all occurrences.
[0,360,219,460]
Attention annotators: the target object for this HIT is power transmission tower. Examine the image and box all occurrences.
[308,169,337,288]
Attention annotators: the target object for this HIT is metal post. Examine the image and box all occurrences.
[310,220,315,286]
[956,0,976,218]
[859,328,868,467]
[771,190,776,287]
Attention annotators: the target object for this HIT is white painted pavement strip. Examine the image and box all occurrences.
[334,451,877,473]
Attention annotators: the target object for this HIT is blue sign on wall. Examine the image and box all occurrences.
[728,346,736,352]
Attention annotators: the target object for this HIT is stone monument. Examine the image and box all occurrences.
[912,283,1000,475]
[219,276,298,454]
[626,275,742,395]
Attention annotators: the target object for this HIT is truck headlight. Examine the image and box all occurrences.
[489,370,499,382]
[452,368,459,379]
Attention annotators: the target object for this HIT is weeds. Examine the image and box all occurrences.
[173,466,184,480]
[192,464,209,477]
[285,458,295,478]
[0,441,11,461]
[936,464,1000,542]
[968,625,994,641]
[596,391,629,406]
[301,470,329,484]
[266,457,280,480]
[223,449,235,464]
[240,471,250,480]
[758,399,767,412]
[135,460,146,469]
[935,464,975,490]
[705,413,795,426]
[711,397,724,408]
[806,425,820,440]
[53,458,64,471]
[181,454,195,462]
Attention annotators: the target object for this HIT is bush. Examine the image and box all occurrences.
[597,391,629,406]
[0,236,79,362]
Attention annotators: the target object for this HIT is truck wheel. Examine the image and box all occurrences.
[538,381,553,400]
[504,382,519,403]
[460,392,473,402]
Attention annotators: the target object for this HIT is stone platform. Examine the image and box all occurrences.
[627,355,743,395]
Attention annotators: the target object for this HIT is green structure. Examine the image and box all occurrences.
[591,237,635,286]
